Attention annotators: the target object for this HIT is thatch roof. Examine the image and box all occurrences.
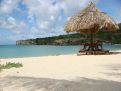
[64,2,119,34]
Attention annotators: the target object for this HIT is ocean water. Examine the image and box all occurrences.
[0,45,121,58]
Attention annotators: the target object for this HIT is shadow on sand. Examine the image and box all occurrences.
[101,63,121,77]
[110,52,121,55]
[0,76,121,91]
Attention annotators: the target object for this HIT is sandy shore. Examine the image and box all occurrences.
[0,54,121,91]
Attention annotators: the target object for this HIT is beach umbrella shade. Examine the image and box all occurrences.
[64,2,119,44]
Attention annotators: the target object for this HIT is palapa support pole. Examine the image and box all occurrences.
[90,30,93,45]
[90,30,94,52]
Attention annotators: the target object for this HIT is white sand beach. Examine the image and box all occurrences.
[0,53,121,91]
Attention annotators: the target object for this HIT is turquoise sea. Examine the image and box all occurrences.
[0,45,121,58]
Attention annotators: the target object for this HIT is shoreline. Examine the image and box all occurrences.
[0,50,121,59]
[0,54,76,59]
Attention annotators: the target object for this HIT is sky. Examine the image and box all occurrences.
[0,0,121,45]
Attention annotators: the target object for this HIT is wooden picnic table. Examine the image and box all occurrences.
[78,42,109,55]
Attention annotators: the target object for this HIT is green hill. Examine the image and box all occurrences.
[16,23,121,45]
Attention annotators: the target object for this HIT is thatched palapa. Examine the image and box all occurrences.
[64,2,119,34]
[64,2,119,55]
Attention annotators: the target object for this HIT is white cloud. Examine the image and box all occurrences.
[30,27,40,34]
[0,0,20,14]
[24,0,60,31]
[0,16,29,34]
